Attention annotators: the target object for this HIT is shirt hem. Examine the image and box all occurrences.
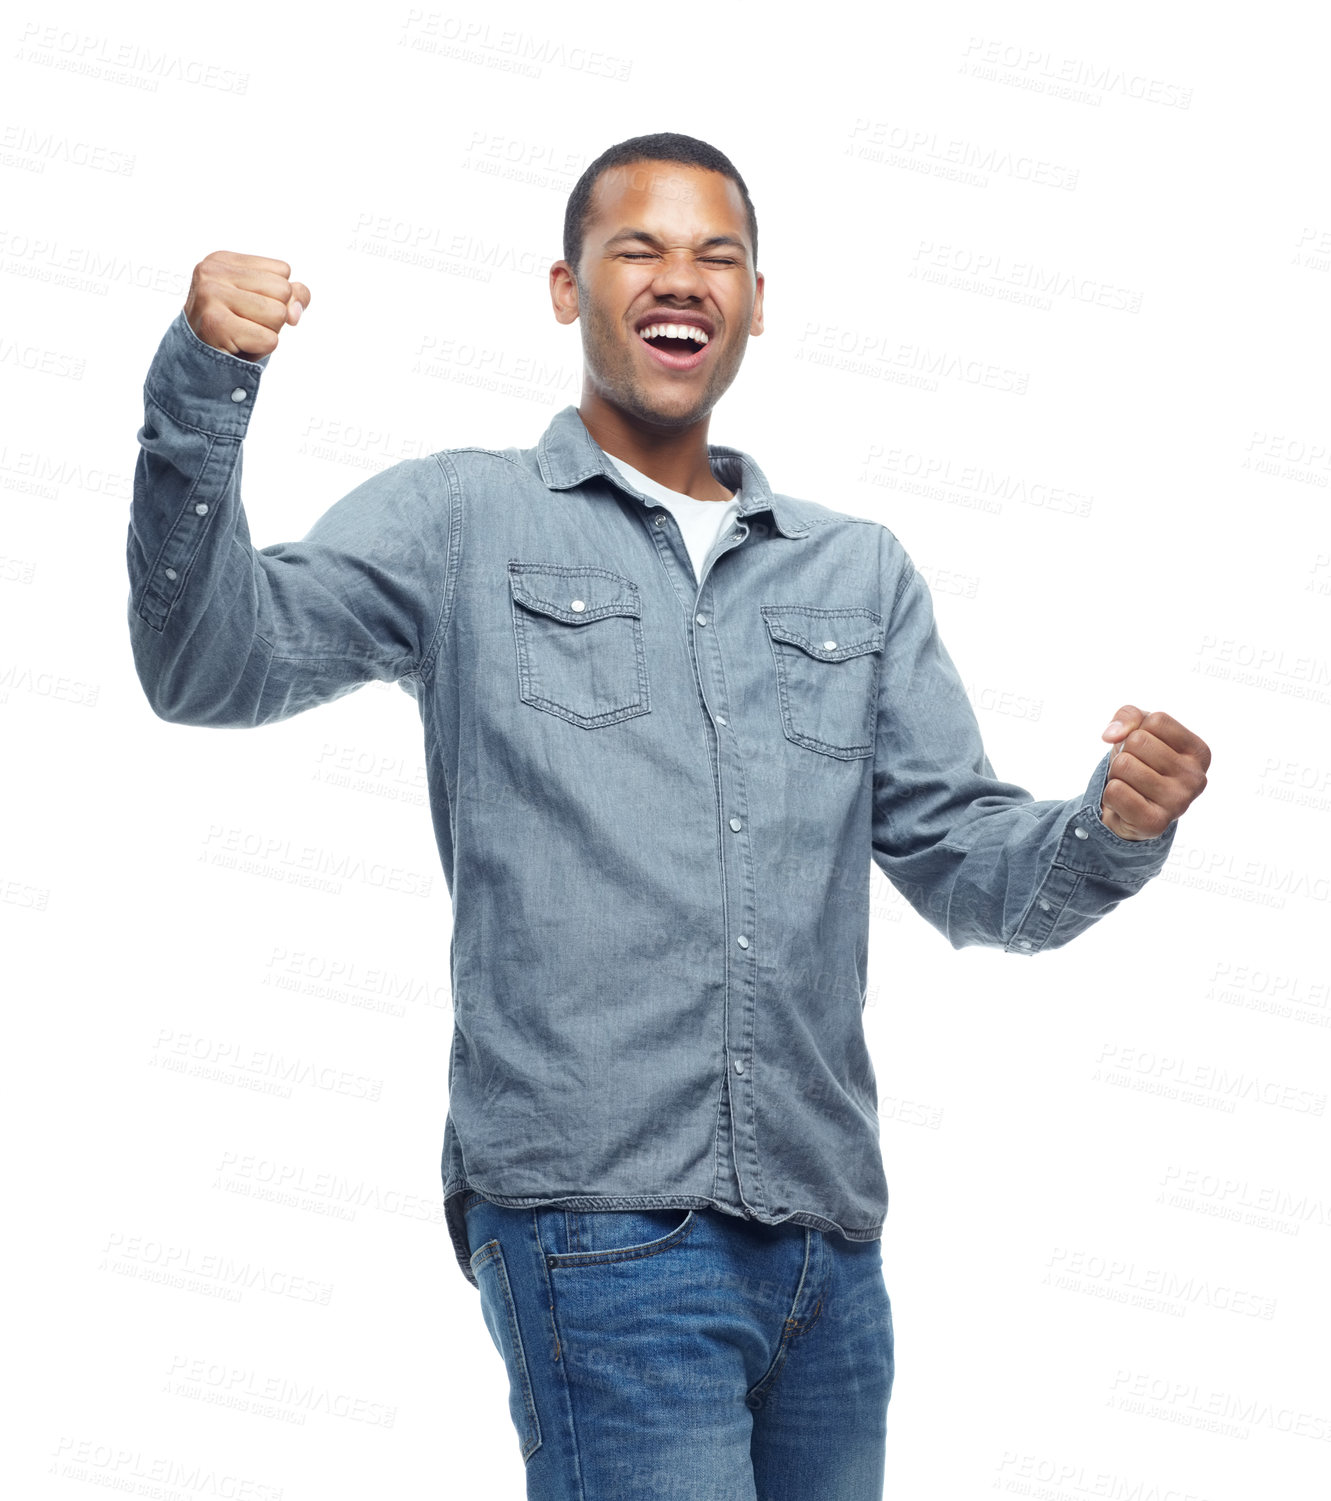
[443,1180,885,1290]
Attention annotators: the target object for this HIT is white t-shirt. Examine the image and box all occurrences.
[604,451,741,586]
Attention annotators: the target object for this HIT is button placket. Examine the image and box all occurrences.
[673,510,761,1209]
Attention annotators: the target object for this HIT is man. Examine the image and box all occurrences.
[128,132,1209,1498]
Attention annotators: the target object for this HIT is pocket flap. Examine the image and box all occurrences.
[761,605,884,661]
[508,562,642,625]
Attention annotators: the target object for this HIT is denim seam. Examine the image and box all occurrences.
[889,553,917,616]
[708,606,769,1214]
[529,1206,586,1500]
[710,1070,727,1203]
[469,1239,542,1461]
[134,417,226,632]
[143,382,257,439]
[443,1183,885,1240]
[417,451,463,680]
[1006,867,1068,954]
[746,1229,817,1403]
[543,1211,699,1268]
[533,1207,564,1364]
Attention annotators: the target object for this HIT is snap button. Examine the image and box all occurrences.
[729,817,742,831]
[696,614,707,626]
[230,387,248,402]
[570,599,585,612]
[1038,899,1051,911]
[734,1059,745,1075]
[736,935,749,950]
[823,640,837,650]
[715,714,727,725]
[194,503,208,516]
[654,513,667,526]
[1073,827,1089,840]
[164,567,177,580]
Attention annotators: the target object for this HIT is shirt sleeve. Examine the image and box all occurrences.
[870,541,1176,954]
[126,311,455,728]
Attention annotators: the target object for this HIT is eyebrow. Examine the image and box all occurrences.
[603,229,748,258]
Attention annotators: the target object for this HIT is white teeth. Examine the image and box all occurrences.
[640,323,709,346]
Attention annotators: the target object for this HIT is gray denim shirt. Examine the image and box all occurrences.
[128,311,1178,1287]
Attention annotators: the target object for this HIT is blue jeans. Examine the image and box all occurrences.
[461,1194,894,1499]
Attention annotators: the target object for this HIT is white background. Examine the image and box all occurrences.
[3,2,1327,1497]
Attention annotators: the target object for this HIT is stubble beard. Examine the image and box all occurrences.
[578,283,736,432]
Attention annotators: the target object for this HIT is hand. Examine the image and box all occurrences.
[183,250,311,360]
[1099,706,1210,840]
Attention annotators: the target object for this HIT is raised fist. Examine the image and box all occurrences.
[183,251,311,360]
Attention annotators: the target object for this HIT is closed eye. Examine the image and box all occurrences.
[617,253,740,266]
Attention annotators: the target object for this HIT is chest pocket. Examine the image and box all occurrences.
[761,604,885,760]
[508,562,650,729]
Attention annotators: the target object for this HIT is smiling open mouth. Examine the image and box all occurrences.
[637,321,711,369]
[640,322,710,353]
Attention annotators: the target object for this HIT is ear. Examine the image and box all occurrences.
[749,270,765,337]
[550,259,580,325]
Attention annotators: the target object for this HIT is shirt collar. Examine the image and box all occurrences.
[536,405,810,539]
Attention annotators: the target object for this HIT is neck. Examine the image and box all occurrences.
[576,394,731,502]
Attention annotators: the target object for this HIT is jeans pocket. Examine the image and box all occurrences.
[761,603,884,759]
[470,1238,543,1462]
[545,1207,698,1268]
[508,561,650,728]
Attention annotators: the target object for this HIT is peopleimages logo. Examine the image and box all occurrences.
[959,36,1193,109]
[846,118,1080,191]
[399,11,632,81]
[200,823,433,899]
[17,22,249,93]
[1094,1041,1326,1116]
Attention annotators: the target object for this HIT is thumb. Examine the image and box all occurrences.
[1102,703,1144,749]
[286,280,311,324]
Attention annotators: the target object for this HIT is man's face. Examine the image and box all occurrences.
[550,162,765,431]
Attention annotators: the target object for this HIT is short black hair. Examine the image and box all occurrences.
[563,132,758,275]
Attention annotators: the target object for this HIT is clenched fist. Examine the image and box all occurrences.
[183,251,311,361]
[1099,706,1210,840]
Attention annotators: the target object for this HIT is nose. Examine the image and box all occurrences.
[649,249,707,301]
